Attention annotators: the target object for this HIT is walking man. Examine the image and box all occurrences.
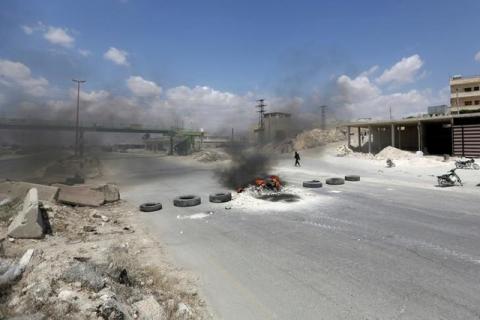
[294,151,301,167]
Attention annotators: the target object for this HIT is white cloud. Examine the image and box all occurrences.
[376,54,424,85]
[43,26,75,48]
[126,76,162,97]
[359,65,379,77]
[78,49,91,57]
[0,59,49,96]
[71,89,110,103]
[475,51,480,62]
[336,75,381,104]
[104,47,129,66]
[165,85,241,106]
[21,25,34,35]
[334,69,445,119]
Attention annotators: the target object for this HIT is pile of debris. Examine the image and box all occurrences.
[193,149,230,163]
[261,140,294,154]
[375,146,416,160]
[292,128,345,151]
[0,181,207,319]
[335,145,353,157]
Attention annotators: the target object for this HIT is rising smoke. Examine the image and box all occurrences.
[215,145,275,189]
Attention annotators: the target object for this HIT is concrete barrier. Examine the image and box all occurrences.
[0,181,59,202]
[94,183,120,203]
[7,188,45,239]
[57,185,105,207]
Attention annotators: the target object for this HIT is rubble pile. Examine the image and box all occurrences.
[375,146,416,160]
[0,182,208,320]
[292,128,345,151]
[335,145,353,157]
[193,149,230,163]
[261,140,294,154]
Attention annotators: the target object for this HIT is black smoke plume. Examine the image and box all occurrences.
[216,145,274,189]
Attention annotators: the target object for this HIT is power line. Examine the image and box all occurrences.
[256,99,267,130]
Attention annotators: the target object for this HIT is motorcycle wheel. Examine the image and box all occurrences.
[473,163,480,170]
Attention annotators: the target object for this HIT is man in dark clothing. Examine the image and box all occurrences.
[294,151,301,167]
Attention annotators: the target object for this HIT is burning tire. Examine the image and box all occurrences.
[173,195,201,207]
[139,202,162,212]
[302,180,323,188]
[345,175,360,182]
[326,177,345,185]
[209,192,232,203]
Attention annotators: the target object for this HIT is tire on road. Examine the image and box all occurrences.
[345,175,360,182]
[174,195,201,207]
[209,192,232,203]
[302,180,323,188]
[326,177,345,185]
[139,202,162,212]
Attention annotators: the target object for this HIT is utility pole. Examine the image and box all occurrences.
[389,105,392,120]
[256,99,267,130]
[72,79,86,157]
[320,105,327,130]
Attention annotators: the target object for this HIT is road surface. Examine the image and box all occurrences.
[6,150,480,319]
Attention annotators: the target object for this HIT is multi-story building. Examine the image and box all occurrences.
[450,75,480,113]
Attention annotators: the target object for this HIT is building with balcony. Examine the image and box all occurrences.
[450,75,480,113]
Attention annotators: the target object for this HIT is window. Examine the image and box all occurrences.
[475,100,480,105]
[474,86,480,91]
[465,87,472,92]
[465,101,473,106]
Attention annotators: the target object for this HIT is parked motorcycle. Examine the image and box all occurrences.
[455,158,480,170]
[437,168,463,187]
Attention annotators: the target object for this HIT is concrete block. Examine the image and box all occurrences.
[7,188,44,239]
[57,185,105,207]
[0,181,59,202]
[94,183,120,203]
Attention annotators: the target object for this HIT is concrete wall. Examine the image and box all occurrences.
[264,114,293,142]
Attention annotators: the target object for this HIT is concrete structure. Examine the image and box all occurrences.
[0,181,59,202]
[450,75,480,114]
[345,112,480,157]
[263,112,293,142]
[428,105,448,116]
[8,188,44,239]
[57,184,105,207]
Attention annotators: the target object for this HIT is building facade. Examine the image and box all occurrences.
[450,75,480,113]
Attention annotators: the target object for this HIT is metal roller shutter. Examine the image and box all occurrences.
[453,124,480,157]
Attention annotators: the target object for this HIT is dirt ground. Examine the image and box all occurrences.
[0,198,210,320]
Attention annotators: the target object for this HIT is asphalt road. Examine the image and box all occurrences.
[0,152,60,181]
[61,153,480,318]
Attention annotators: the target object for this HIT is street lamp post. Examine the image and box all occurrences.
[72,79,86,156]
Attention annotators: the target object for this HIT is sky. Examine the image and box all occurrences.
[1,0,480,133]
